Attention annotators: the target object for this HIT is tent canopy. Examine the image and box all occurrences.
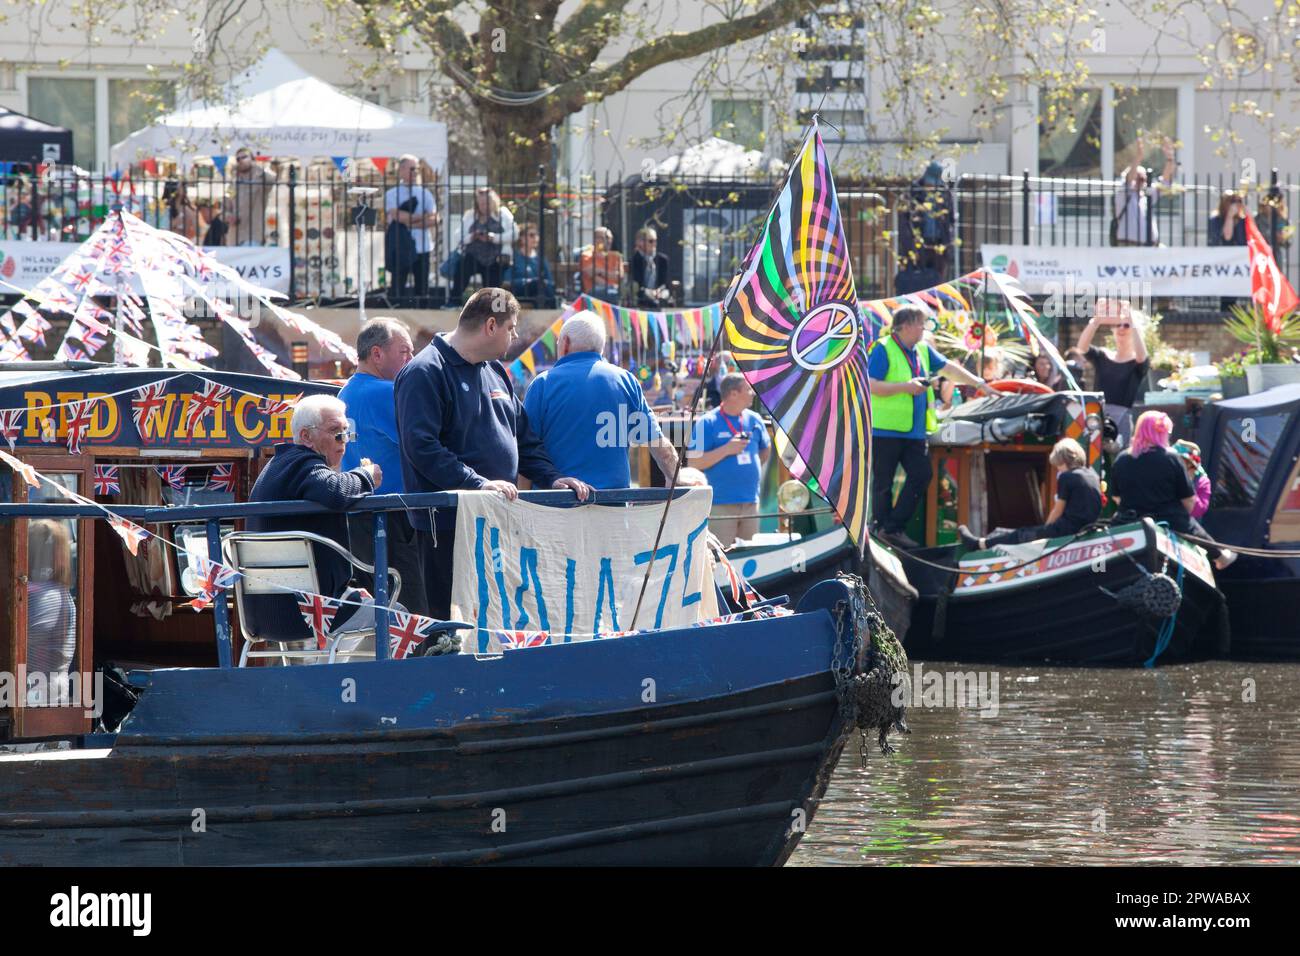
[110,49,447,168]
[0,106,75,166]
[651,137,785,179]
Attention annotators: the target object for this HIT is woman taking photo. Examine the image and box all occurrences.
[1110,411,1236,570]
[452,187,515,302]
[1074,298,1149,447]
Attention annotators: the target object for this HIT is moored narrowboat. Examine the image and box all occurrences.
[1198,383,1300,660]
[902,519,1227,666]
[0,362,901,865]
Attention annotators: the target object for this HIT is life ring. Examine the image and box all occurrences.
[988,379,1053,395]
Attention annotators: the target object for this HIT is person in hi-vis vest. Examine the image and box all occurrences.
[867,306,995,549]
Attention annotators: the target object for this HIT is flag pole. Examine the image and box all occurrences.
[629,118,823,629]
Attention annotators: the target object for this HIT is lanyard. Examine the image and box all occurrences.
[720,412,744,437]
[892,333,923,378]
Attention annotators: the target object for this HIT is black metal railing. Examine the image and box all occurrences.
[2,165,1296,311]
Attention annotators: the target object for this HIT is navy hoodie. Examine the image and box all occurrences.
[394,334,560,530]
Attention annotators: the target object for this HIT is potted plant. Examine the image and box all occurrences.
[1216,350,1250,399]
[1224,304,1300,393]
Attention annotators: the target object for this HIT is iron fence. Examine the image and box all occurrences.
[1,164,1295,312]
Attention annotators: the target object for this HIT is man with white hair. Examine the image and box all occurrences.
[247,394,385,639]
[524,310,679,488]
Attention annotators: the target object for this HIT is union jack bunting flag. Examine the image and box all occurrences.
[183,381,232,434]
[16,318,46,347]
[207,463,237,493]
[297,593,340,650]
[187,557,242,611]
[497,630,552,650]
[63,399,95,455]
[0,409,20,452]
[93,465,121,496]
[68,269,95,292]
[388,611,437,660]
[1,309,15,334]
[0,449,40,490]
[130,382,169,438]
[56,340,90,362]
[256,395,299,417]
[108,515,150,557]
[156,466,187,490]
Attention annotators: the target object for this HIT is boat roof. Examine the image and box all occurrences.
[1209,382,1300,414]
[0,362,337,398]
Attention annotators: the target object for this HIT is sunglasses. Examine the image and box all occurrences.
[1116,323,1131,329]
[324,428,352,444]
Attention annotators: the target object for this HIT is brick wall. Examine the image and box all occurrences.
[1057,311,1240,363]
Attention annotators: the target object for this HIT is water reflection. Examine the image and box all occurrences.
[792,662,1300,865]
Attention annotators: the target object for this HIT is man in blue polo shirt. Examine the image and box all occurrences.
[339,316,425,612]
[689,372,771,545]
[394,288,592,619]
[524,310,679,488]
[867,305,993,549]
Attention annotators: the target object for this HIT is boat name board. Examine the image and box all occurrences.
[957,530,1145,594]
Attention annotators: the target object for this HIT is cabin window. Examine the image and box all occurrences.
[25,476,81,699]
[1211,412,1291,509]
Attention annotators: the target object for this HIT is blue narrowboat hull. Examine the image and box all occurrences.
[0,581,866,866]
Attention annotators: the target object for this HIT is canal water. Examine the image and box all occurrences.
[791,661,1300,865]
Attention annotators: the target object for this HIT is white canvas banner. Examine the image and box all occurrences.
[0,241,290,294]
[451,489,720,653]
[981,244,1250,296]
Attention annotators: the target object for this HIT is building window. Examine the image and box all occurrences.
[711,99,765,151]
[1038,88,1102,177]
[28,77,95,168]
[1113,87,1177,173]
[109,79,174,153]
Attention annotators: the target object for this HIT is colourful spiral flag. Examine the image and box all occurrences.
[723,125,873,553]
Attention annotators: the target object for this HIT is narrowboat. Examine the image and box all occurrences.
[882,383,1229,664]
[901,519,1228,666]
[0,362,898,865]
[1197,383,1300,660]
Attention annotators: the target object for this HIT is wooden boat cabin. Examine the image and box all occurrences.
[911,384,1107,546]
[0,362,332,740]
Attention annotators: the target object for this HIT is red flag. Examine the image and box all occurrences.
[1245,210,1299,332]
[371,157,389,175]
[141,158,159,176]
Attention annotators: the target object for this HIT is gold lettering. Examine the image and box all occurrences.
[87,393,117,439]
[24,392,52,438]
[268,395,293,440]
[234,394,265,442]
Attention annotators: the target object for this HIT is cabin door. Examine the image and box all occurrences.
[11,457,95,739]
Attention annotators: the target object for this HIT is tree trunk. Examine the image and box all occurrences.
[478,105,556,185]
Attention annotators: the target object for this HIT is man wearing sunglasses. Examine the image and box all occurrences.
[247,395,386,642]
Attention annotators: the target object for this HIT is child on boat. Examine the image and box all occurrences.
[958,438,1101,550]
[1173,439,1212,519]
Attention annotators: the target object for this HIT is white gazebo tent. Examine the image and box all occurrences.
[110,49,448,168]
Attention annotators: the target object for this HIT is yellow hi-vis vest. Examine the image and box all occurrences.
[874,335,938,434]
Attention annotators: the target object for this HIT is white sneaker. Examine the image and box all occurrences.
[1214,549,1237,570]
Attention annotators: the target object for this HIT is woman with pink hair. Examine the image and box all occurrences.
[1111,411,1236,569]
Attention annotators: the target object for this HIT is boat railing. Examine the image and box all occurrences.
[0,487,693,668]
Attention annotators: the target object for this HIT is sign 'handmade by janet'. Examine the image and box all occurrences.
[723,126,873,553]
[450,489,720,653]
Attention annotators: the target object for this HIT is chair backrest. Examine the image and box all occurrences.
[223,533,323,643]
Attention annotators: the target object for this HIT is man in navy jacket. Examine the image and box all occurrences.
[395,288,591,619]
[247,394,383,640]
